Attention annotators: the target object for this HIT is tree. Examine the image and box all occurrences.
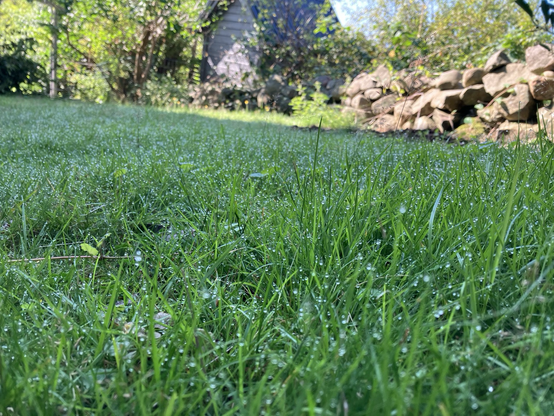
[56,0,203,102]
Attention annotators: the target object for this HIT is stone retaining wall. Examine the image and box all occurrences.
[342,45,554,141]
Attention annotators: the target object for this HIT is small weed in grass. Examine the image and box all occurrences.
[0,96,554,414]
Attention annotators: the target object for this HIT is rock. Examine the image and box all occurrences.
[482,63,533,96]
[463,68,485,87]
[257,89,272,108]
[276,95,291,113]
[460,85,493,106]
[371,114,397,133]
[351,93,372,110]
[329,85,343,101]
[452,118,487,140]
[402,72,430,93]
[364,88,383,101]
[343,97,352,107]
[413,116,436,131]
[497,84,535,121]
[314,75,332,88]
[484,50,511,73]
[342,106,371,121]
[529,76,554,100]
[434,70,463,90]
[431,89,463,112]
[281,85,298,99]
[525,44,554,75]
[346,79,362,97]
[496,120,538,142]
[411,89,440,116]
[390,78,409,95]
[544,71,554,78]
[478,84,535,122]
[359,74,377,91]
[477,104,504,124]
[265,75,284,96]
[371,94,398,114]
[372,65,392,88]
[394,100,415,124]
[401,120,413,130]
[537,104,554,131]
[432,109,462,133]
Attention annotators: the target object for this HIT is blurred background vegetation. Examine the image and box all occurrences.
[0,0,550,105]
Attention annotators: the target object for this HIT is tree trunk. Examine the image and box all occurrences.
[49,6,58,99]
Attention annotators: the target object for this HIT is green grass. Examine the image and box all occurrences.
[1,96,554,415]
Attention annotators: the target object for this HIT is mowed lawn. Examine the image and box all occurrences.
[1,96,554,415]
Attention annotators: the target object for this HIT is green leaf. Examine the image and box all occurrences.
[113,168,127,178]
[81,243,99,256]
[179,163,195,172]
[261,166,281,176]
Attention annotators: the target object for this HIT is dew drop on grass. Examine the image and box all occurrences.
[399,205,406,214]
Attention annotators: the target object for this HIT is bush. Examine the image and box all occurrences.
[0,38,43,94]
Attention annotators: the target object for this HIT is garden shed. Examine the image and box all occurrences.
[200,0,338,86]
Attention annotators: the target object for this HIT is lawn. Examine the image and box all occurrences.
[1,96,554,415]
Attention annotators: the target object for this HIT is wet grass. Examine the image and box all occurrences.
[1,96,554,415]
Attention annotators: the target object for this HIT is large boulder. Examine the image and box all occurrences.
[351,93,372,110]
[460,85,493,106]
[359,74,378,91]
[402,71,431,93]
[281,85,298,99]
[265,75,285,96]
[434,70,462,90]
[394,100,415,125]
[314,75,332,88]
[411,89,441,116]
[371,94,398,115]
[478,84,535,122]
[463,68,485,87]
[413,116,437,131]
[346,79,362,98]
[364,88,383,101]
[371,114,397,133]
[431,90,463,112]
[276,96,292,113]
[525,44,554,75]
[496,120,538,142]
[477,103,504,124]
[497,84,535,121]
[390,78,409,95]
[484,50,511,73]
[482,63,533,96]
[257,89,272,108]
[528,76,554,100]
[372,65,392,88]
[537,104,554,131]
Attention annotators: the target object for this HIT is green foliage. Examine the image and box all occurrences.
[251,0,374,82]
[0,38,44,93]
[290,81,329,116]
[140,75,191,107]
[354,0,553,72]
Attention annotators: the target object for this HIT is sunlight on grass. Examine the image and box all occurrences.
[0,96,553,414]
